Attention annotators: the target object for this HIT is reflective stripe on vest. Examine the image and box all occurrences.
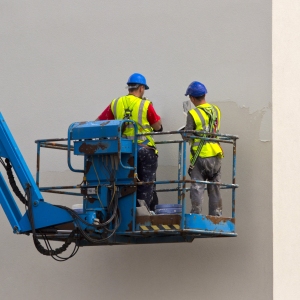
[111,95,156,148]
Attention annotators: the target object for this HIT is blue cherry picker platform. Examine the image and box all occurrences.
[0,112,238,260]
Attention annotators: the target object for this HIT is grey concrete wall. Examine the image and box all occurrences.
[0,1,271,299]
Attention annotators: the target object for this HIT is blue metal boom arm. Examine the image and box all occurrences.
[0,113,73,233]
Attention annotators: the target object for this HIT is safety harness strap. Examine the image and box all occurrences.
[190,104,218,167]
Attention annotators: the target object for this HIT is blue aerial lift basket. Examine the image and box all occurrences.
[0,112,238,260]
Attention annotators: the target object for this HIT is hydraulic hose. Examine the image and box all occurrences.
[4,158,28,206]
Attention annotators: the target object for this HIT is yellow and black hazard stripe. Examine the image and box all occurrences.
[139,224,180,231]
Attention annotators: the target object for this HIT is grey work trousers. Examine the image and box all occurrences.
[190,156,222,216]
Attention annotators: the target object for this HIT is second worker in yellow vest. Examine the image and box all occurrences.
[184,81,223,216]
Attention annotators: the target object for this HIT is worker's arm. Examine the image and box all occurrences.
[182,112,195,141]
[151,120,163,132]
[96,105,114,121]
[147,104,163,132]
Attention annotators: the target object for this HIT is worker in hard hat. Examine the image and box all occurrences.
[96,73,162,210]
[184,81,223,216]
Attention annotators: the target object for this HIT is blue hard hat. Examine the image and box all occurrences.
[185,81,207,97]
[127,73,149,90]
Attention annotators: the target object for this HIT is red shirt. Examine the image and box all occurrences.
[97,103,161,125]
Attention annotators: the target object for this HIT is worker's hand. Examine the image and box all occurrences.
[188,165,193,177]
[154,125,163,132]
[178,126,186,140]
[151,120,162,131]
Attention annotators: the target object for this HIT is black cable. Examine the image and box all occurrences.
[26,187,78,257]
[1,157,120,254]
[41,233,79,262]
[0,158,6,168]
[55,204,117,229]
[67,193,120,244]
[1,158,28,206]
[52,202,120,244]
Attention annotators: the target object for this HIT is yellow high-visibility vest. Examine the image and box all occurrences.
[189,103,223,160]
[111,95,156,149]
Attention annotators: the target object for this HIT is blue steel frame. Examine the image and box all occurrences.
[149,130,239,219]
[0,112,239,247]
[132,130,239,238]
[35,121,239,243]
